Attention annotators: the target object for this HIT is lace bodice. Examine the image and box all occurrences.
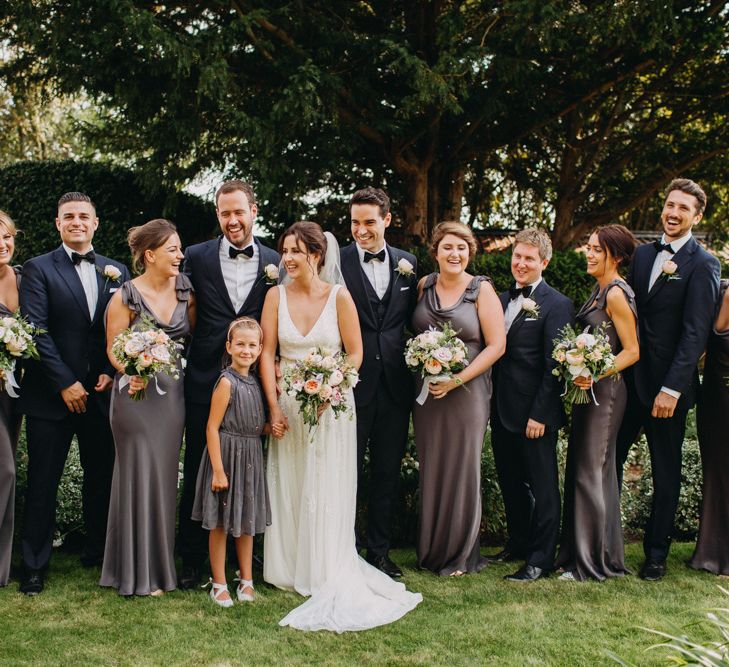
[277,285,342,365]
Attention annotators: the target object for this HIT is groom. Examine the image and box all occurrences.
[18,192,130,594]
[490,228,574,582]
[340,187,417,578]
[616,178,719,581]
[178,179,280,588]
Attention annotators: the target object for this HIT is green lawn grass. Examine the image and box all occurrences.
[0,542,724,666]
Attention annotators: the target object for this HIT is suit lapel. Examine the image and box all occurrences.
[381,245,407,329]
[646,237,696,302]
[207,238,236,313]
[53,247,91,322]
[238,238,268,315]
[341,244,376,328]
[507,280,547,340]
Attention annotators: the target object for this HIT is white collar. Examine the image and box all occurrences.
[62,243,95,261]
[513,277,542,292]
[661,231,692,253]
[356,243,388,264]
[220,236,257,256]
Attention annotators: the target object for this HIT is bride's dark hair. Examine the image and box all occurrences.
[278,221,328,271]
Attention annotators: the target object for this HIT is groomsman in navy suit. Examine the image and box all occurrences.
[490,229,574,582]
[18,192,130,594]
[617,178,719,581]
[178,180,280,588]
[340,188,417,578]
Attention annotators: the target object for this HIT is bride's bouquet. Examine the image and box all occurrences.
[0,311,43,397]
[111,315,183,401]
[551,323,616,407]
[282,347,359,428]
[404,322,469,404]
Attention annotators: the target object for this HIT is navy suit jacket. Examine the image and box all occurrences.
[183,236,280,405]
[492,280,574,433]
[340,243,417,408]
[627,235,720,410]
[17,245,131,420]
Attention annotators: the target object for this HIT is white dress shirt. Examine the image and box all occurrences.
[504,277,542,332]
[647,232,692,400]
[63,244,98,318]
[356,243,390,300]
[219,237,259,313]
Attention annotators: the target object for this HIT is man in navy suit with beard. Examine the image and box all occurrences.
[178,180,280,588]
[616,178,720,581]
[18,192,130,595]
[490,228,574,582]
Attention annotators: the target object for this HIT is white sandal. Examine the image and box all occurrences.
[234,571,255,602]
[205,578,233,608]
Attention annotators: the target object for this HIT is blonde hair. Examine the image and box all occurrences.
[430,221,478,258]
[0,210,17,236]
[227,317,263,344]
[514,228,553,261]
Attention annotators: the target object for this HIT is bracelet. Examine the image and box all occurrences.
[453,377,463,386]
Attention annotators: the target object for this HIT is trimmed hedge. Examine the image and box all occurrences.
[0,160,217,266]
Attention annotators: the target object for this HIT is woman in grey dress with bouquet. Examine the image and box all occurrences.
[101,219,195,596]
[412,222,506,576]
[0,211,22,587]
[556,225,639,582]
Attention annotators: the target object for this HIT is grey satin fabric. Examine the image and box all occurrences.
[192,368,270,536]
[412,274,491,576]
[557,279,636,581]
[100,276,192,595]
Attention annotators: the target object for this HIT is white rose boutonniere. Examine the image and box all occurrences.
[97,264,122,289]
[396,258,414,277]
[661,260,680,281]
[521,297,540,319]
[262,263,280,285]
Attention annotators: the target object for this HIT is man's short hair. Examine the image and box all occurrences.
[215,180,256,208]
[665,178,707,215]
[349,187,391,217]
[57,192,95,212]
[513,228,553,261]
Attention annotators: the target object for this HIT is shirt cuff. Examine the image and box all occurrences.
[660,386,681,400]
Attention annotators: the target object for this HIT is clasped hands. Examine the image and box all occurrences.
[61,374,114,413]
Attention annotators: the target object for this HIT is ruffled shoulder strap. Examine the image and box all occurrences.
[120,280,144,315]
[13,265,22,290]
[422,273,438,291]
[463,275,493,303]
[597,279,638,329]
[175,273,194,301]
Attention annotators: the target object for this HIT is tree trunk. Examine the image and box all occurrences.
[402,168,429,241]
[440,167,464,222]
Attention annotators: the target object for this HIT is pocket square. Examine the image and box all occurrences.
[109,288,119,293]
[400,286,410,291]
[525,317,537,321]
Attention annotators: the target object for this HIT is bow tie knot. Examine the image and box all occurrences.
[229,244,254,260]
[509,285,532,301]
[653,240,675,255]
[71,250,96,265]
[364,249,386,264]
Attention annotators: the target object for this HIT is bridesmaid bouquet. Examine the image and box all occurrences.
[0,311,43,397]
[282,347,359,428]
[552,323,616,406]
[111,315,183,401]
[404,322,469,404]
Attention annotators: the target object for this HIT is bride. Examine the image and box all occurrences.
[260,221,421,632]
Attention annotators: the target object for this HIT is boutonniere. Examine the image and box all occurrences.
[521,297,540,318]
[96,264,122,289]
[395,258,414,277]
[261,263,279,285]
[661,260,680,281]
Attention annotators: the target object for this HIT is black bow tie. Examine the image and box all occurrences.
[509,285,532,301]
[229,244,254,259]
[71,250,95,265]
[363,249,386,264]
[653,240,675,255]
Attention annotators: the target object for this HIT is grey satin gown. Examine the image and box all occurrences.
[0,267,22,587]
[556,279,636,581]
[412,274,492,576]
[689,280,729,575]
[100,275,192,595]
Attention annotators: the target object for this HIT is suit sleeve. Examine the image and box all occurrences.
[20,260,77,392]
[528,295,575,424]
[662,253,720,393]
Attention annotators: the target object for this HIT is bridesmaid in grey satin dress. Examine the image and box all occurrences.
[0,211,22,587]
[556,225,639,582]
[412,222,505,576]
[100,219,195,596]
[689,279,729,575]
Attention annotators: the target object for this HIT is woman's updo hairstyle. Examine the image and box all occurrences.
[278,221,328,271]
[430,221,478,259]
[594,224,637,268]
[128,218,178,274]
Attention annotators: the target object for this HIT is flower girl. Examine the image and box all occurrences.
[192,318,282,606]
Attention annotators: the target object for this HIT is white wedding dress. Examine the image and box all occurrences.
[264,285,422,632]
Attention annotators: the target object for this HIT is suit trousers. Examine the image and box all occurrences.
[21,411,114,570]
[491,411,561,570]
[355,384,410,558]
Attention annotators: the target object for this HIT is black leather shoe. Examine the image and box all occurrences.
[486,548,524,563]
[367,554,403,579]
[504,564,546,582]
[639,560,666,581]
[20,568,44,596]
[178,564,202,590]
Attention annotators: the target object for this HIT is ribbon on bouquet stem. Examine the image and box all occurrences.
[118,373,167,396]
[2,365,20,398]
[415,374,451,405]
[561,377,600,406]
